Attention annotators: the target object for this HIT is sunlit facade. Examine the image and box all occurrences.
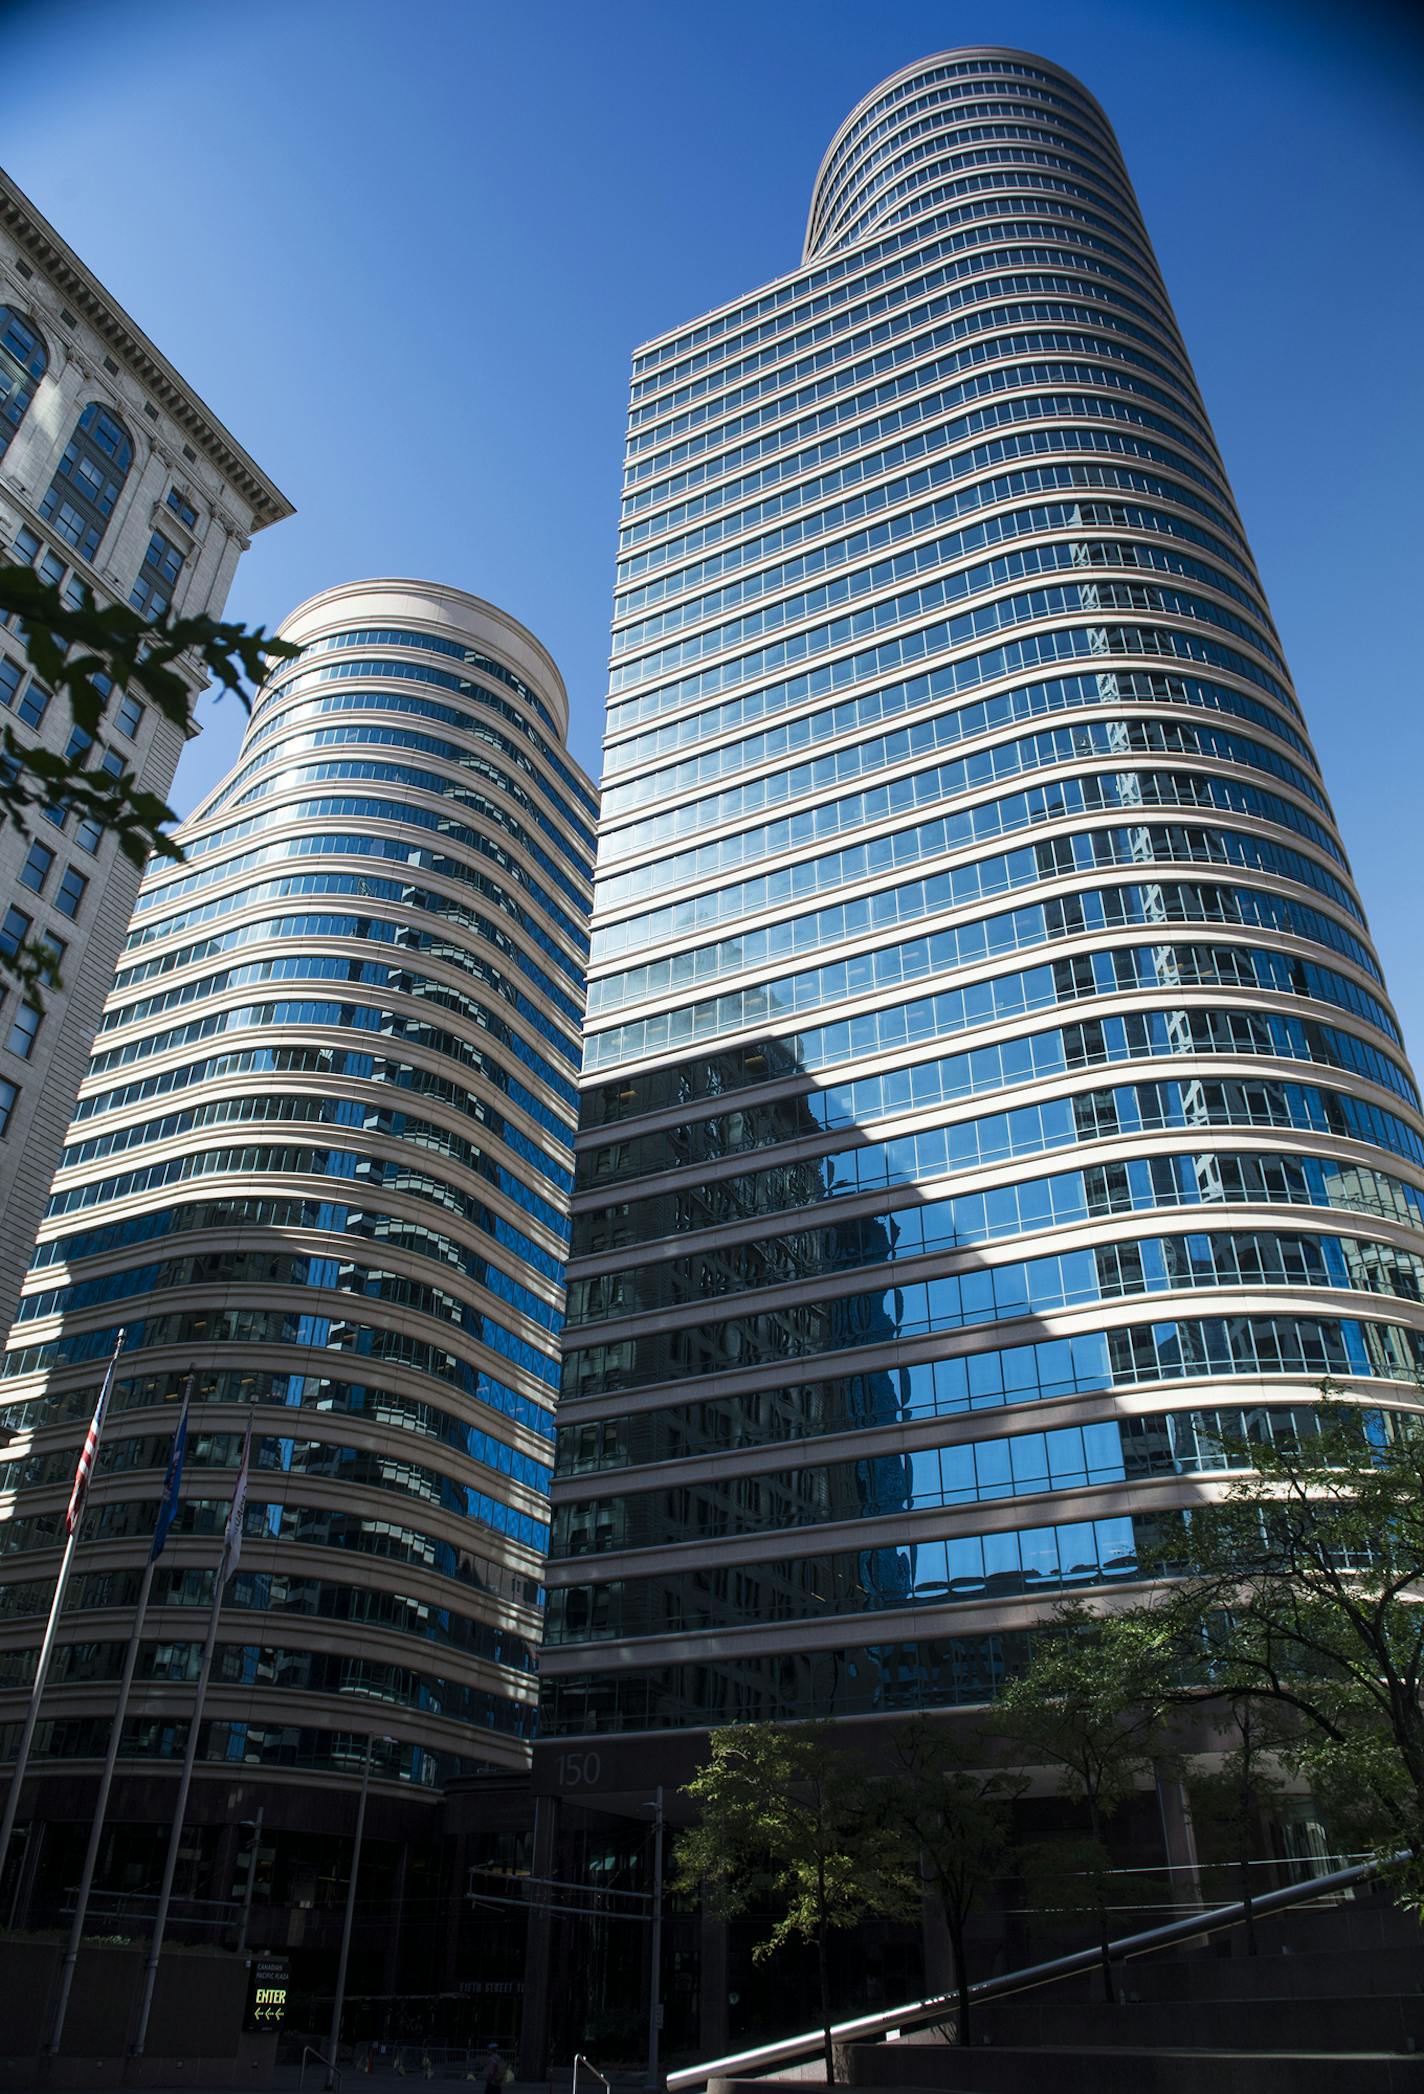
[0,166,291,1337]
[543,48,1424,1743]
[0,580,594,1953]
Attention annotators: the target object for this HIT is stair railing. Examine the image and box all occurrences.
[666,1848,1400,2090]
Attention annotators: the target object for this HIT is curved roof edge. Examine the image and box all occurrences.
[272,576,571,740]
[803,47,1112,263]
[0,165,294,532]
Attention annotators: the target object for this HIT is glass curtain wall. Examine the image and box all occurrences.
[544,48,1424,1739]
[0,580,595,1829]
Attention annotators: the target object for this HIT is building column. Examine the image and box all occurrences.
[518,1796,558,2080]
[7,1813,45,1929]
[919,1881,952,1998]
[1155,1760,1203,1914]
[383,1839,410,1996]
[212,1814,245,1941]
[697,1905,728,2060]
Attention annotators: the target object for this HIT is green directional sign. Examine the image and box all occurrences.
[244,1956,290,2032]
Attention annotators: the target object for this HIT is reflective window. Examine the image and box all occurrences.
[40,401,134,559]
[0,1710,481,1786]
[115,896,582,1027]
[1,1358,555,1467]
[585,878,1382,1068]
[17,839,54,895]
[129,529,184,616]
[562,1229,1424,1399]
[4,1001,40,1061]
[570,1150,1424,1316]
[578,1006,1416,1197]
[0,905,32,960]
[0,1558,538,1673]
[224,707,595,851]
[581,948,1401,1131]
[20,1228,564,1347]
[7,1421,551,1552]
[600,708,1324,866]
[590,825,1362,1014]
[0,308,46,454]
[552,1403,1338,1555]
[148,789,590,933]
[545,1509,1161,1644]
[263,626,565,738]
[4,1304,557,1433]
[556,1314,1424,1474]
[0,655,50,731]
[81,991,575,1147]
[54,865,87,920]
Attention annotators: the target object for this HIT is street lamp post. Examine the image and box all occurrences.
[236,1806,265,1958]
[325,1735,383,2089]
[645,1785,665,2090]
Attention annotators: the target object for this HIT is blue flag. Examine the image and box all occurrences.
[149,1395,190,1562]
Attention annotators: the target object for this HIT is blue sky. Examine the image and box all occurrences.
[6,0,1423,1057]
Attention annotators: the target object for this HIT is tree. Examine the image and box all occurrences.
[992,1603,1178,1999]
[1186,1698,1290,1953]
[884,1717,1023,2046]
[0,562,295,997]
[674,1723,917,2082]
[1158,1391,1424,1893]
[1016,1828,1162,1973]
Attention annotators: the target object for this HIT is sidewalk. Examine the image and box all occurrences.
[50,2080,554,2094]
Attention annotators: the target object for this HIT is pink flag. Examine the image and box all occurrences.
[217,1420,252,1587]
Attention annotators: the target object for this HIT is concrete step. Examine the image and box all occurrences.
[956,1992,1424,2053]
[1116,1942,1424,2003]
[848,2044,1424,2092]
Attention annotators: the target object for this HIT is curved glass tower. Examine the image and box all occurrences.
[543,50,1424,1740]
[0,581,594,1936]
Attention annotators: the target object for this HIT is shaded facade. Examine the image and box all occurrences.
[0,580,594,2005]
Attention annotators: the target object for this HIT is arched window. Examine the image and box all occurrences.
[0,308,48,457]
[41,401,134,561]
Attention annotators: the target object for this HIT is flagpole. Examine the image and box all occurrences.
[0,1328,126,1892]
[0,1521,82,1889]
[131,1417,250,2058]
[47,1553,156,2052]
[50,1370,196,2053]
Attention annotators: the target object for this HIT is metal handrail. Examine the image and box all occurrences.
[666,1849,1397,2089]
[573,2053,611,2094]
[299,2041,342,2090]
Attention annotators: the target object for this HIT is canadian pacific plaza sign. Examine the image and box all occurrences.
[244,1956,290,2030]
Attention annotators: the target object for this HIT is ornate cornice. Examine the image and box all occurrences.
[0,166,294,533]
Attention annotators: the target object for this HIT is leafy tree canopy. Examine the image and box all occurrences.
[993,1602,1179,1998]
[675,1723,916,2079]
[1153,1391,1424,1886]
[885,1717,1023,2044]
[0,561,295,997]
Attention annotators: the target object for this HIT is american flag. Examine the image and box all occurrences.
[65,1330,125,1537]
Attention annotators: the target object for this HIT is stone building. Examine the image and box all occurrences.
[0,165,292,1333]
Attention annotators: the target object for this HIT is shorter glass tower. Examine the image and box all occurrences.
[0,581,594,1960]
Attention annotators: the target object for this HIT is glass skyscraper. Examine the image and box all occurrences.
[0,580,594,1958]
[541,48,1424,1744]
